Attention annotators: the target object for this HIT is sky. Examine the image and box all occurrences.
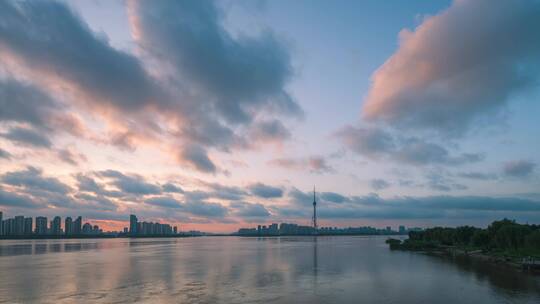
[0,0,539,233]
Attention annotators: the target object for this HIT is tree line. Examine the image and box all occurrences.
[406,219,540,253]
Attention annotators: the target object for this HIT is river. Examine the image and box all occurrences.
[0,236,538,303]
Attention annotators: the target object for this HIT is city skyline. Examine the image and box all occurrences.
[0,210,101,236]
[0,211,181,237]
[1,209,415,237]
[0,0,539,233]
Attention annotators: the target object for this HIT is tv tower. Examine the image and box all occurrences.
[312,186,317,230]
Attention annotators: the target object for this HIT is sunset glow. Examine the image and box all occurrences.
[0,0,539,233]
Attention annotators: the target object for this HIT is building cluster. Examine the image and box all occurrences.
[128,215,178,236]
[317,225,420,235]
[238,223,316,236]
[237,222,422,236]
[0,211,102,237]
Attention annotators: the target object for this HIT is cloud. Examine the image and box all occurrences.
[203,182,247,201]
[1,166,71,194]
[278,191,540,221]
[231,202,271,218]
[129,0,301,124]
[370,179,391,191]
[0,186,41,208]
[162,183,184,193]
[0,148,11,159]
[56,148,87,166]
[0,169,83,209]
[361,0,540,135]
[0,0,303,174]
[74,193,117,211]
[99,170,161,195]
[0,78,59,127]
[249,119,291,143]
[179,118,241,152]
[320,192,348,203]
[287,187,313,206]
[458,172,498,180]
[335,126,394,157]
[178,145,217,173]
[145,196,182,209]
[413,195,540,212]
[2,166,538,224]
[503,160,536,178]
[1,127,51,148]
[76,174,103,192]
[75,174,124,198]
[308,156,334,173]
[183,190,211,202]
[108,131,138,152]
[182,201,228,218]
[336,125,483,166]
[395,138,483,165]
[269,156,334,173]
[269,158,300,169]
[425,170,467,192]
[0,0,158,112]
[181,183,247,204]
[125,0,301,172]
[398,179,416,187]
[248,183,283,198]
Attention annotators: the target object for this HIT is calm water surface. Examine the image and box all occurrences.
[0,236,539,303]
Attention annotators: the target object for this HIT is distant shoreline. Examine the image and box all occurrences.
[236,233,405,237]
[0,234,195,240]
[0,233,405,240]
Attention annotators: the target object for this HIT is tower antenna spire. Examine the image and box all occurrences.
[312,185,317,232]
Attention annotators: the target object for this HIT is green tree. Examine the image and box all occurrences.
[494,224,531,250]
[454,226,477,246]
[525,230,540,250]
[472,230,490,249]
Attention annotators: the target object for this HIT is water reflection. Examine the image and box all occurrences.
[313,237,318,278]
[432,253,540,297]
[0,240,111,256]
[0,239,186,257]
[0,236,538,304]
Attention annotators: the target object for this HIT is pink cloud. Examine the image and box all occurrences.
[362,0,540,135]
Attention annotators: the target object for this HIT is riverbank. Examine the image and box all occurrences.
[236,233,405,237]
[0,234,196,240]
[386,238,540,273]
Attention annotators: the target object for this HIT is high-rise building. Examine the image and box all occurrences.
[142,221,150,235]
[35,217,48,235]
[24,217,33,235]
[129,214,138,235]
[14,216,25,235]
[269,223,279,235]
[399,226,406,234]
[73,216,82,235]
[3,218,14,236]
[0,211,3,236]
[51,216,62,235]
[65,217,73,235]
[82,223,93,234]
